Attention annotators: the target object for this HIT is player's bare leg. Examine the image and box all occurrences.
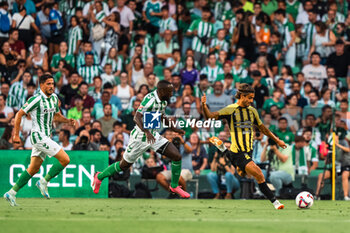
[4,157,43,206]
[162,142,190,198]
[92,159,132,194]
[37,149,70,199]
[244,162,284,209]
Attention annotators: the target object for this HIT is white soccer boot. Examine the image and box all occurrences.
[4,191,17,207]
[36,178,50,199]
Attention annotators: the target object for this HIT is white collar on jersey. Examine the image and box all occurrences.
[40,89,50,99]
[154,90,161,102]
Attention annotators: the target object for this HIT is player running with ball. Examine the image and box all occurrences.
[4,74,76,206]
[202,83,287,209]
[92,80,190,198]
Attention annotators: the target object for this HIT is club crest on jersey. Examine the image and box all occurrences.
[143,111,161,129]
[43,108,56,113]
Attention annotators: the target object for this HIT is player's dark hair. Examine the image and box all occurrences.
[235,83,255,99]
[39,74,54,84]
[157,80,172,90]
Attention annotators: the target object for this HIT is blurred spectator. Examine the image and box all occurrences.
[206,81,232,112]
[251,70,269,109]
[201,53,224,83]
[88,76,103,101]
[0,94,14,127]
[291,135,318,176]
[114,72,134,110]
[70,82,95,110]
[73,129,98,150]
[309,21,335,63]
[262,89,284,115]
[90,128,102,148]
[67,95,84,120]
[59,129,73,151]
[156,29,179,64]
[274,117,295,145]
[180,55,199,86]
[7,70,32,110]
[317,105,333,141]
[97,103,117,137]
[8,29,25,60]
[60,71,80,109]
[121,99,140,133]
[92,89,120,119]
[78,52,102,84]
[261,142,294,197]
[302,90,323,121]
[51,41,75,73]
[302,52,327,90]
[190,132,208,175]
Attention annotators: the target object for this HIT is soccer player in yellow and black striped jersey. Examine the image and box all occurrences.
[202,83,287,209]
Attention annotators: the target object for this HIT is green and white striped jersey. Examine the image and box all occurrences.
[187,19,214,54]
[95,11,106,24]
[129,44,153,64]
[193,85,214,98]
[231,65,248,81]
[210,38,229,55]
[302,22,315,52]
[78,65,102,84]
[159,17,178,34]
[102,55,123,73]
[7,81,27,110]
[76,52,100,68]
[132,90,167,140]
[200,65,224,83]
[68,25,83,55]
[59,0,85,16]
[22,91,59,142]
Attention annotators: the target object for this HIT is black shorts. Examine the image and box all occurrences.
[225,150,253,172]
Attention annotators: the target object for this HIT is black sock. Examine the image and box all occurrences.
[259,182,276,203]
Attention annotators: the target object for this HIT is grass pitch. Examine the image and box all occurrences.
[0,198,349,233]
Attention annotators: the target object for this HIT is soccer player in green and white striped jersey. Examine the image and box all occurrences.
[92,80,190,198]
[186,6,214,68]
[78,52,102,84]
[68,16,83,56]
[4,74,76,207]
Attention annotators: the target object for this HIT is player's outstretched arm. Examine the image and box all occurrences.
[54,112,76,126]
[201,94,219,120]
[13,109,26,144]
[134,112,155,144]
[257,124,287,149]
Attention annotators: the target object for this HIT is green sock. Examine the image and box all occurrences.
[45,163,65,182]
[97,162,121,181]
[13,170,32,192]
[170,160,182,188]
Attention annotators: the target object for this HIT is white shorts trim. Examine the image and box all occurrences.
[31,134,62,161]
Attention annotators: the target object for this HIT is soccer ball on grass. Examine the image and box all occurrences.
[295,191,314,208]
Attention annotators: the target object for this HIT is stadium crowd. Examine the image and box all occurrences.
[0,0,350,199]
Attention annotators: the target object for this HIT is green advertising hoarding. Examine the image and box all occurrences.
[0,150,108,198]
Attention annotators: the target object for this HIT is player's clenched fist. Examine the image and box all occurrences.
[201,93,207,105]
[13,135,21,144]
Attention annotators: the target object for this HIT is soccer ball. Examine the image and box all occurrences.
[295,191,314,208]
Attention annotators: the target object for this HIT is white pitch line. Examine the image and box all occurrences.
[0,217,349,223]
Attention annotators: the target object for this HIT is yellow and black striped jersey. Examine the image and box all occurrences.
[218,103,262,153]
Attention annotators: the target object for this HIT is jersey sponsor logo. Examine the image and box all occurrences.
[43,108,56,113]
[143,111,161,129]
